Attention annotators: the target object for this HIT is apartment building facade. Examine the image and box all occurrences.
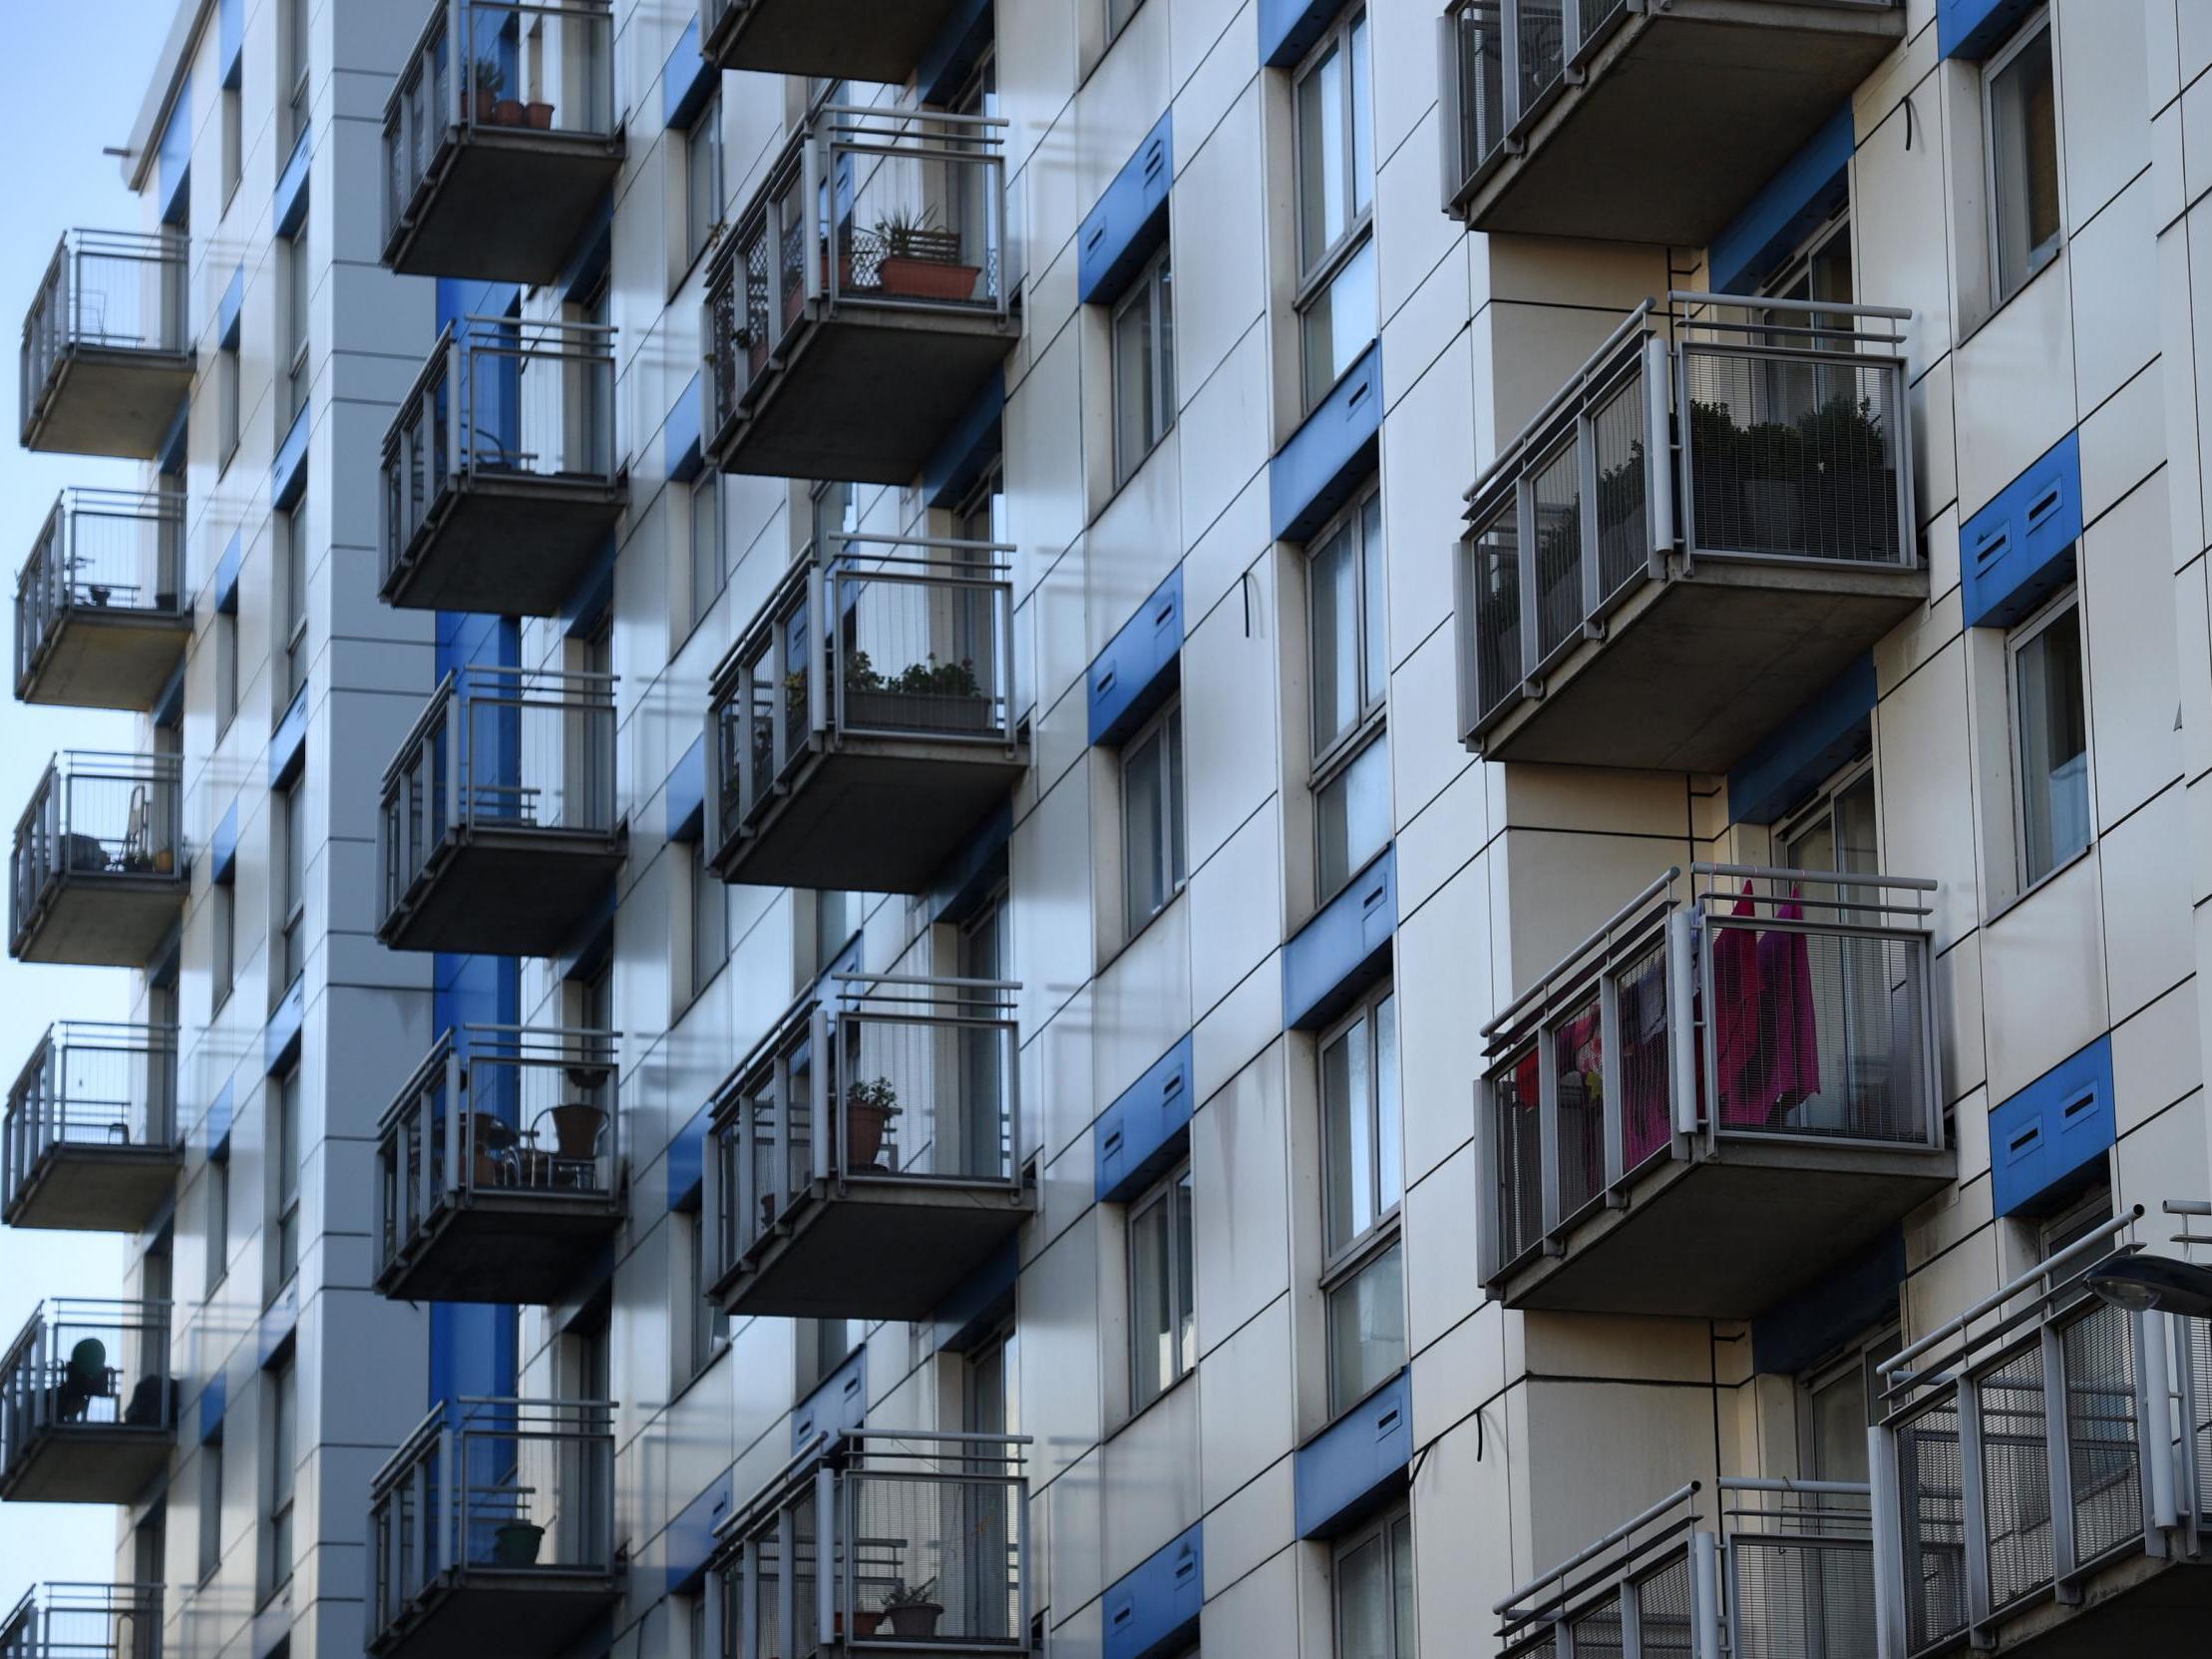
[7,1,2212,1658]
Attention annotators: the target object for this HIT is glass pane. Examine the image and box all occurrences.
[1374,994,1401,1212]
[1391,1512,1416,1659]
[1336,1533,1388,1659]
[1349,13,1373,219]
[1811,1366,1869,1484]
[1309,520,1358,754]
[1297,39,1346,267]
[1301,236,1376,408]
[1328,1240,1406,1415]
[1124,720,1166,936]
[1155,256,1176,433]
[1991,25,2059,300]
[1166,711,1187,889]
[1317,733,1390,899]
[1360,493,1386,712]
[1113,277,1155,483]
[1174,1168,1196,1378]
[1835,770,1880,875]
[1130,1192,1171,1409]
[2015,606,2089,884]
[1322,1014,1372,1254]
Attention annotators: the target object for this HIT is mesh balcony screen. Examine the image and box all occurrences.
[1470,505,1523,722]
[1495,1046,1542,1266]
[1552,993,1603,1220]
[1591,367,1650,604]
[1897,1401,1967,1653]
[2060,1304,2142,1565]
[1517,1,1565,114]
[849,1470,1019,1643]
[1979,1344,2054,1611]
[1531,437,1583,662]
[1730,1536,1875,1659]
[1634,1553,1693,1656]
[1567,1586,1623,1659]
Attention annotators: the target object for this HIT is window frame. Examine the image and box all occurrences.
[686,468,725,634]
[221,83,243,208]
[1317,981,1405,1417]
[263,1351,297,1602]
[277,777,305,997]
[1306,483,1388,904]
[197,1437,224,1586]
[206,1148,231,1295]
[1793,1324,1899,1492]
[215,609,240,737]
[1773,755,1879,877]
[1126,1159,1195,1415]
[673,1202,729,1390]
[272,1063,302,1297]
[1982,8,2061,306]
[282,232,311,428]
[1291,6,1375,409]
[211,881,236,1015]
[2005,584,2092,892]
[280,500,308,708]
[1120,696,1188,940]
[682,88,725,276]
[1330,1501,1415,1659]
[1111,244,1176,486]
[217,342,240,472]
[683,838,728,1011]
[285,0,311,151]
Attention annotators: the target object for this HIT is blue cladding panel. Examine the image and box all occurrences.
[562,215,614,304]
[274,126,311,234]
[211,799,239,885]
[264,979,305,1072]
[214,530,243,614]
[919,0,994,107]
[1261,0,1348,67]
[1284,847,1395,1032]
[257,1280,298,1366]
[429,1302,518,1410]
[1991,1036,2115,1218]
[667,373,705,481]
[1271,342,1383,542]
[928,802,1013,925]
[563,535,618,634]
[1752,1228,1904,1375]
[217,265,244,348]
[667,1102,711,1213]
[268,684,308,787]
[1079,113,1173,305]
[1726,654,1877,826]
[1939,0,2042,59]
[1096,1035,1196,1203]
[1710,107,1853,296]
[664,20,716,128]
[1294,1368,1412,1539]
[1088,565,1184,745]
[159,403,189,477]
[924,372,1006,508]
[198,1367,226,1443]
[666,1468,736,1593]
[272,404,310,509]
[159,88,190,225]
[666,734,706,842]
[219,0,243,80]
[1103,1523,1203,1659]
[934,1239,1019,1353]
[1962,430,2081,629]
[794,1349,867,1452]
[207,1081,234,1156]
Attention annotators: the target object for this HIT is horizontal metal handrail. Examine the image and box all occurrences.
[1497,1481,1699,1619]
[1465,300,1657,509]
[1483,867,1677,1046]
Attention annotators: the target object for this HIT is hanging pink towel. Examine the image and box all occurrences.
[1754,887,1822,1121]
[1707,883,1769,1126]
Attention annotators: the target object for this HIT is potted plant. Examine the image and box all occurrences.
[843,1075,899,1171]
[526,98,554,129]
[843,650,989,733]
[493,94,527,127]
[470,57,504,125]
[491,1519,545,1566]
[882,1577,943,1639]
[869,207,979,303]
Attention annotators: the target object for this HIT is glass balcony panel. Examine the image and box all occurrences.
[9,754,185,968]
[0,1300,174,1503]
[15,490,188,708]
[18,230,191,457]
[3,1023,179,1232]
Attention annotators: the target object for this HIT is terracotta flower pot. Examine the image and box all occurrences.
[493,99,526,127]
[473,89,497,123]
[878,256,980,302]
[526,101,554,129]
[886,1602,943,1639]
[845,1098,894,1169]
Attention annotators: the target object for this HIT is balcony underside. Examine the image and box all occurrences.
[715,1178,1034,1321]
[385,133,624,285]
[1495,1139,1953,1319]
[383,474,626,616]
[13,876,186,968]
[378,831,624,956]
[711,310,1020,486]
[703,0,973,82]
[0,1427,172,1503]
[1462,1,1905,245]
[1982,1552,2212,1657]
[1475,559,1925,773]
[372,1570,619,1659]
[376,1195,622,1305]
[714,743,1026,893]
[22,350,194,459]
[17,609,190,710]
[3,1144,180,1232]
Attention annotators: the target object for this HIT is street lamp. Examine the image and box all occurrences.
[2084,1252,2212,1318]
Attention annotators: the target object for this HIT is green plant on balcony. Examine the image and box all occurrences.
[470,57,506,123]
[1687,393,1893,564]
[865,206,980,302]
[843,1075,900,1170]
[881,1577,945,1639]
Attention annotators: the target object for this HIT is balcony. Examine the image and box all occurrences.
[1478,864,1952,1319]
[383,1,622,283]
[382,317,622,616]
[19,230,190,457]
[1457,295,1923,773]
[1,1583,163,1659]
[1497,1480,1875,1658]
[376,1025,621,1305]
[378,665,622,957]
[3,1024,178,1233]
[1873,1217,2212,1657]
[707,975,1031,1322]
[368,1397,617,1659]
[704,106,1017,485]
[15,490,187,708]
[711,1430,1029,1656]
[0,1300,174,1503]
[699,0,976,84]
[1442,0,1905,245]
[708,536,1022,894]
[9,754,185,969]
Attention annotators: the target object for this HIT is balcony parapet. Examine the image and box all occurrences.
[15,489,187,708]
[3,1023,179,1232]
[9,752,185,968]
[0,1298,174,1503]
[19,229,190,458]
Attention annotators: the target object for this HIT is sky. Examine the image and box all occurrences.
[0,0,189,1603]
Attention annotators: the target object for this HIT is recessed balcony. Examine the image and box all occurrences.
[18,229,190,457]
[382,317,622,616]
[707,975,1031,1323]
[698,0,976,85]
[1478,864,1953,1320]
[375,1025,621,1305]
[0,1299,174,1503]
[1442,0,1905,245]
[704,106,1019,485]
[368,1398,618,1659]
[15,489,187,709]
[1456,294,1924,773]
[377,665,623,957]
[1,1582,164,1659]
[707,536,1023,894]
[382,0,622,284]
[711,1429,1030,1656]
[9,753,186,969]
[3,1023,179,1233]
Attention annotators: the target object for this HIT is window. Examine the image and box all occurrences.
[687,840,727,1006]
[215,611,239,734]
[2040,1184,2114,1296]
[1321,985,1402,1416]
[282,233,310,426]
[221,83,242,205]
[1332,1506,1415,1659]
[687,470,724,631]
[2010,589,2089,887]
[280,503,308,705]
[1293,8,1374,410]
[1986,12,2059,303]
[198,1438,224,1584]
[277,780,305,994]
[211,883,235,1012]
[218,340,239,468]
[676,1206,728,1384]
[815,889,864,973]
[1308,488,1387,899]
[265,1355,296,1598]
[683,91,724,270]
[1129,1163,1194,1412]
[1122,701,1187,938]
[272,1065,301,1293]
[1797,1327,1898,1499]
[285,0,311,150]
[206,1150,231,1294]
[1112,247,1175,485]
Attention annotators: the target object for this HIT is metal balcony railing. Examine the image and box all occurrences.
[1442,0,1630,207]
[0,1300,173,1500]
[0,1582,164,1659]
[15,489,185,703]
[1458,293,1915,746]
[9,753,184,962]
[3,1023,178,1229]
[711,1430,1030,1655]
[20,230,188,451]
[368,1396,616,1654]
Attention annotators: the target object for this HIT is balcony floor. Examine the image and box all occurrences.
[12,874,188,968]
[379,830,625,957]
[0,1426,173,1503]
[17,609,190,710]
[1989,1552,2212,1656]
[385,131,624,285]
[4,1144,180,1232]
[715,741,1027,893]
[1495,1138,1954,1319]
[715,1177,1034,1322]
[21,348,195,459]
[383,474,625,617]
[704,0,973,81]
[1475,557,1926,773]
[377,1193,623,1305]
[372,1569,620,1659]
[712,307,1021,486]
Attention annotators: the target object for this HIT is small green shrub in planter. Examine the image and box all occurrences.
[491,1520,545,1567]
[882,1577,944,1638]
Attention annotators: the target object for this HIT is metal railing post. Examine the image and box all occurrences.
[1688,1529,1721,1659]
[2139,1310,2180,1533]
[810,1006,831,1185]
[2039,1320,2079,1588]
[1957,1380,1991,1638]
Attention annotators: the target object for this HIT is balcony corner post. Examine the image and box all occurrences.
[1665,908,1695,1142]
[1688,1528,1722,1659]
[1869,1420,1905,1659]
[2138,1309,2180,1535]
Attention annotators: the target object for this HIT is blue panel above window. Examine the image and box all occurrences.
[1939,0,2043,60]
[198,1366,226,1443]
[1096,1034,1196,1203]
[1284,846,1394,1032]
[667,372,705,481]
[218,0,244,82]
[257,1279,298,1367]
[794,1348,867,1452]
[664,19,716,129]
[1261,0,1350,68]
[1088,565,1184,745]
[1709,105,1852,297]
[925,372,1006,510]
[667,1102,712,1213]
[1079,113,1173,306]
[159,403,189,478]
[268,684,308,788]
[1103,1522,1203,1659]
[264,979,305,1073]
[918,0,995,108]
[929,802,1013,925]
[1272,342,1382,542]
[1751,1228,1904,1375]
[207,1080,235,1156]
[1294,1367,1411,1539]
[933,1238,1019,1355]
[159,88,191,225]
[1962,430,2081,630]
[563,535,618,636]
[1990,1036,2115,1218]
[1726,654,1876,826]
[666,1467,735,1594]
[666,734,706,843]
[210,799,240,886]
[272,403,310,509]
[214,529,243,614]
[217,264,244,349]
[275,126,311,233]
